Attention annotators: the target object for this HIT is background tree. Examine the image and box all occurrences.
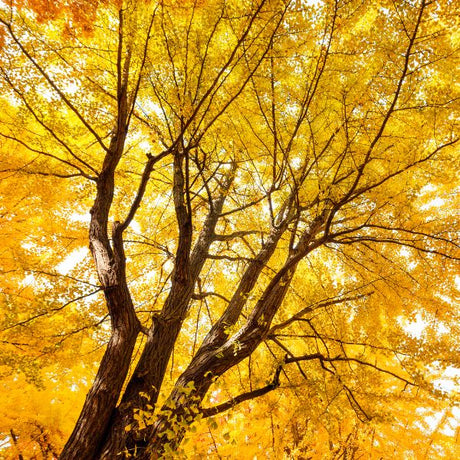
[0,0,459,458]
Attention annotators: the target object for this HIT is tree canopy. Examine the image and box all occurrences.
[0,0,459,458]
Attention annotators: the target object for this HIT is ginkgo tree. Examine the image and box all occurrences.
[0,0,459,458]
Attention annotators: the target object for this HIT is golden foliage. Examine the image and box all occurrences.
[0,0,459,458]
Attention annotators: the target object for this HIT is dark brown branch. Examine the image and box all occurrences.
[191,291,231,303]
[178,0,269,139]
[53,315,109,346]
[363,224,460,248]
[346,137,459,205]
[199,347,411,420]
[192,4,290,144]
[1,288,102,331]
[269,292,371,334]
[0,132,96,180]
[0,18,108,152]
[207,254,253,262]
[126,6,158,127]
[285,354,415,386]
[27,270,100,288]
[219,195,266,217]
[9,429,24,460]
[201,364,283,418]
[0,70,98,176]
[213,230,260,241]
[271,333,411,356]
[324,0,428,236]
[118,149,171,233]
[331,236,460,261]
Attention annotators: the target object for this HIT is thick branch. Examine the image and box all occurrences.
[201,365,283,418]
[118,150,171,233]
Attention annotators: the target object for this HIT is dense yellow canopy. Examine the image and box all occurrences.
[0,0,459,458]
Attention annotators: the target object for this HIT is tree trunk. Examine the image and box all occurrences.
[97,169,237,458]
[60,287,140,460]
[97,289,193,459]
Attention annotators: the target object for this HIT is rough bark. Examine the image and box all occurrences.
[98,166,236,458]
[60,24,139,456]
[60,153,142,460]
[129,211,327,458]
[59,287,140,459]
[138,263,296,458]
